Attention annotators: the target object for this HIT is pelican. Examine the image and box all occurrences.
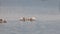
[20,17,25,21]
[0,19,7,23]
[31,17,36,20]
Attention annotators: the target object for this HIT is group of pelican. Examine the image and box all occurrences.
[0,16,36,23]
[20,17,36,22]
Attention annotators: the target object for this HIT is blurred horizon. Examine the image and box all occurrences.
[0,0,60,34]
[0,0,60,21]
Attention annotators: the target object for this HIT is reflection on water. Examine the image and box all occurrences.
[0,20,60,34]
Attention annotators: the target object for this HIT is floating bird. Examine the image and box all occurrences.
[0,19,7,23]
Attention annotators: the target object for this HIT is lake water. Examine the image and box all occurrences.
[0,20,60,34]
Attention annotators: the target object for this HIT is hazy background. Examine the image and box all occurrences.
[0,0,60,34]
[0,0,60,21]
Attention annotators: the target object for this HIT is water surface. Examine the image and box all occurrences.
[0,20,60,34]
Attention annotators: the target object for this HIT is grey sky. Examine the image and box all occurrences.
[0,0,59,14]
[0,0,60,20]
